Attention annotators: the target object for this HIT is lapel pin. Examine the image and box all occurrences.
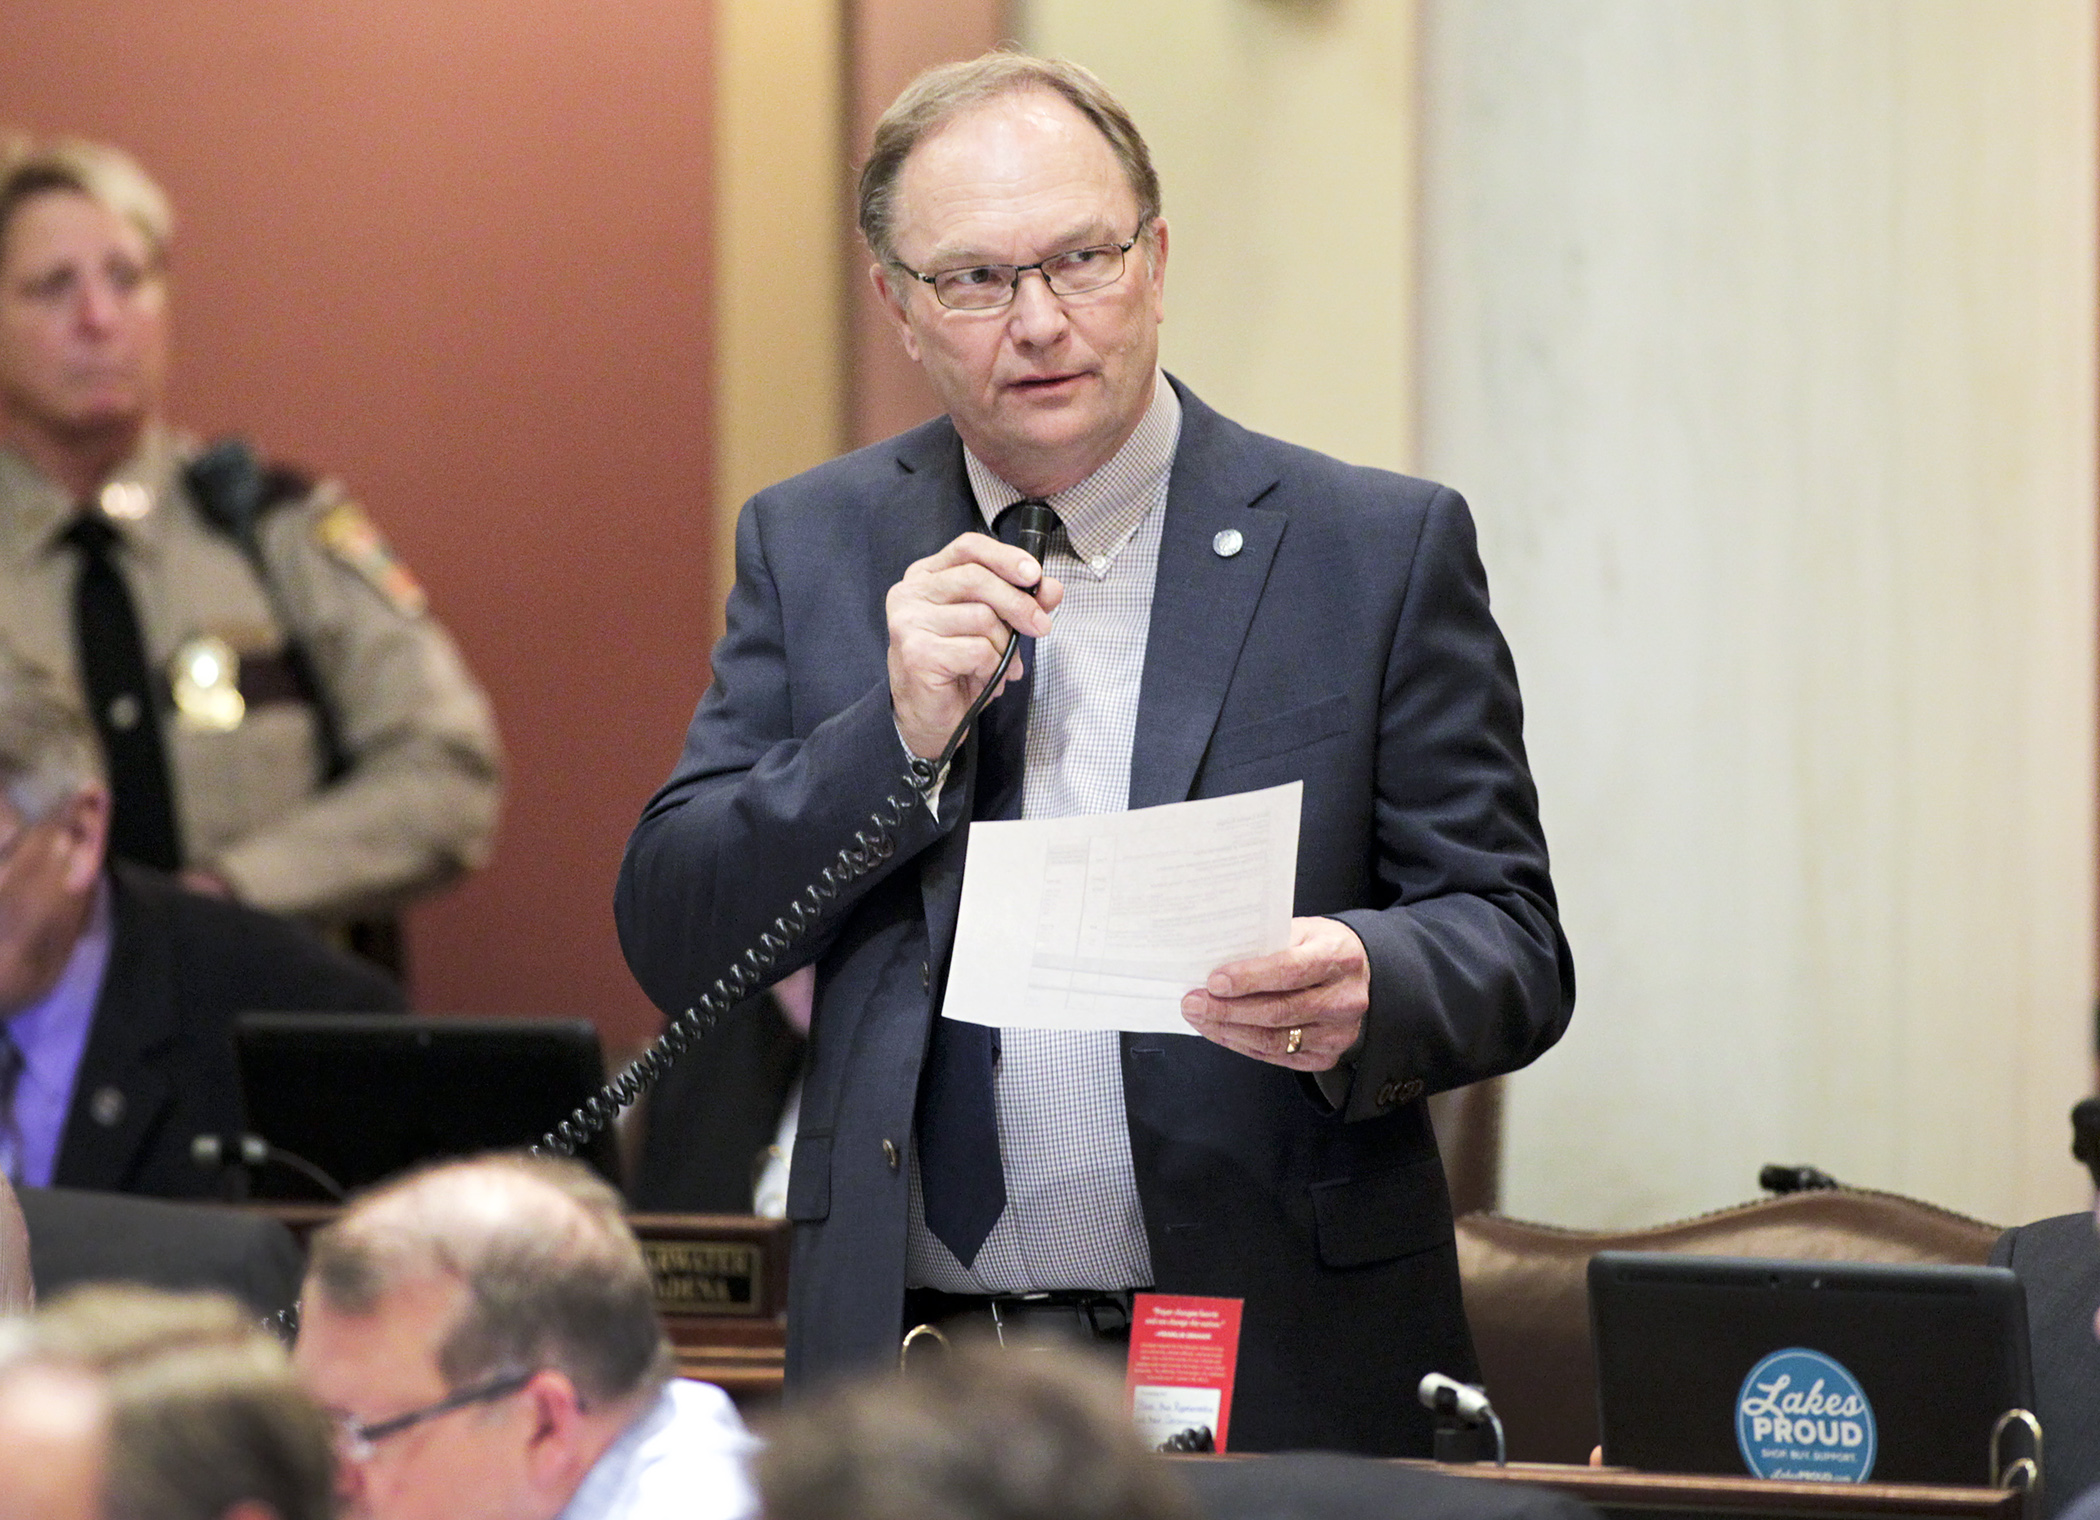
[89,1086,126,1127]
[1212,528,1244,559]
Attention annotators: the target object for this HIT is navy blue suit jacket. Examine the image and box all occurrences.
[616,380,1573,1453]
[1992,1212,2100,1515]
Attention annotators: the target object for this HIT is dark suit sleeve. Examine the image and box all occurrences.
[615,495,956,1020]
[1990,1212,2100,1517]
[1328,487,1573,1120]
[176,896,408,1015]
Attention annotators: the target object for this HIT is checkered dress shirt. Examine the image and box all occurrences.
[906,374,1182,1293]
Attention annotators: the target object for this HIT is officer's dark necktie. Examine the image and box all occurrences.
[65,512,183,871]
[0,1026,26,1185]
[918,498,1058,1267]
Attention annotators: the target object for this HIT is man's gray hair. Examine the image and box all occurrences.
[0,649,104,824]
[858,50,1161,268]
[0,133,174,267]
[306,1153,672,1406]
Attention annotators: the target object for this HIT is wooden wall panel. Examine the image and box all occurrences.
[2,0,715,1046]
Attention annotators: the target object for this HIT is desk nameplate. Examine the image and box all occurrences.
[629,1213,790,1319]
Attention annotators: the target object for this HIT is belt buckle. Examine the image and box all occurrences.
[900,1320,953,1370]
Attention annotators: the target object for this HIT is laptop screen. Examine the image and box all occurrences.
[234,1012,621,1197]
[1589,1251,2033,1487]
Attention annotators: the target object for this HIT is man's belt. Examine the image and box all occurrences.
[902,1287,1140,1356]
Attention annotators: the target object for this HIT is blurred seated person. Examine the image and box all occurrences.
[294,1152,756,1520]
[0,132,503,970]
[631,966,811,1216]
[0,650,402,1198]
[2007,1097,2100,1520]
[756,1338,1193,1520]
[0,1284,334,1520]
[15,1184,303,1321]
[760,1337,1600,1520]
[0,1174,26,1312]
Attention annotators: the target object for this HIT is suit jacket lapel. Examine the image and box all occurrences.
[1130,383,1286,809]
[55,868,176,1191]
[872,417,980,591]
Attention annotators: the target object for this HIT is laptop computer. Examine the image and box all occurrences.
[1589,1251,2034,1486]
[234,1012,622,1198]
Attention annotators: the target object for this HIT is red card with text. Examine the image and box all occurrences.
[1125,1293,1244,1452]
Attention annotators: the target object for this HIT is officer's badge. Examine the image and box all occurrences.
[316,500,427,616]
[170,635,246,732]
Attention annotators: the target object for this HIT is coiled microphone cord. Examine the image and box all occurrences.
[536,502,1056,1160]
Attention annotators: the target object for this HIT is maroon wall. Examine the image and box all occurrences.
[847,0,1011,446]
[3,0,715,1048]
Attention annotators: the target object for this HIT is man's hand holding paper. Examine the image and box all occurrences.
[1179,914,1369,1073]
[940,781,1319,1044]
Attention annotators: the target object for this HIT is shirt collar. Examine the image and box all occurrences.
[3,876,114,1186]
[0,427,181,569]
[963,372,1181,567]
[554,1381,677,1520]
[6,875,114,1053]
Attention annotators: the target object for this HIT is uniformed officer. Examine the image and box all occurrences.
[0,134,502,950]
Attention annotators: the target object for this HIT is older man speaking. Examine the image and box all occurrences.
[618,52,1573,1454]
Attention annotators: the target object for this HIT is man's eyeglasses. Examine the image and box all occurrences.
[332,1368,538,1463]
[893,218,1152,311]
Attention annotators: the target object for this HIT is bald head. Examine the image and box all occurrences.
[305,1154,668,1404]
[0,1358,102,1520]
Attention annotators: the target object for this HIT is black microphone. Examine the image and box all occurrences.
[1419,1371,1493,1424]
[190,1133,347,1201]
[1759,1163,1841,1196]
[190,1132,269,1169]
[1418,1372,1506,1465]
[2072,1096,2100,1190]
[1007,499,1057,573]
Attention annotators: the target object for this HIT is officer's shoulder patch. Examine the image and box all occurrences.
[314,500,427,617]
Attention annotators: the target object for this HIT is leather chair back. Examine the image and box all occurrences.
[1428,1077,1506,1218]
[1457,1188,2000,1463]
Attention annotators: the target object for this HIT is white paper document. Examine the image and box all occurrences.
[939,781,1302,1034]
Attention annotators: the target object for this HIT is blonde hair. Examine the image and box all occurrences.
[0,134,173,266]
[11,1285,334,1520]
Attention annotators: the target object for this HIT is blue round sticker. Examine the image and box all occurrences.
[1735,1348,1877,1482]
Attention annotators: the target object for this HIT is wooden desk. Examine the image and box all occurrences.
[631,1213,787,1405]
[1392,1462,2028,1520]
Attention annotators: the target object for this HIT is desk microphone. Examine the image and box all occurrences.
[190,1133,347,1201]
[1419,1372,1506,1465]
[1759,1163,1841,1196]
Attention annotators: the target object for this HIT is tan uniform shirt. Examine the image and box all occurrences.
[0,427,503,924]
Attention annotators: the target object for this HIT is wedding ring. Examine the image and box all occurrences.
[1285,1027,1304,1055]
